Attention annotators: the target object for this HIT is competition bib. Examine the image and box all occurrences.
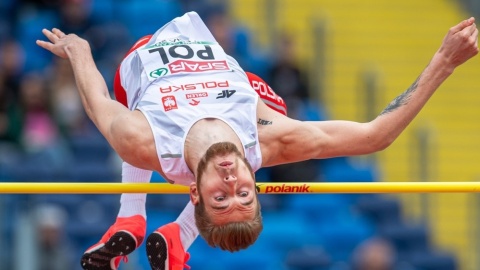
[137,39,232,81]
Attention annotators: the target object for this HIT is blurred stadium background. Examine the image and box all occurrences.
[1,0,480,269]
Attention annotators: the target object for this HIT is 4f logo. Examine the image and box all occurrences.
[216,90,236,99]
[162,95,178,111]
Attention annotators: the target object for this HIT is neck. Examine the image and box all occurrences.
[184,118,244,175]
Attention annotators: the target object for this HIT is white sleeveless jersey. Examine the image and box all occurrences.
[118,12,262,186]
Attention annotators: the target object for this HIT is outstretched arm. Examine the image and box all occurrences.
[36,28,130,137]
[261,18,478,166]
[36,28,153,168]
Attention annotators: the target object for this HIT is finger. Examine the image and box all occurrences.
[42,28,59,43]
[36,40,68,59]
[52,28,66,38]
[36,39,54,51]
[472,26,479,38]
[451,17,475,33]
[473,28,479,48]
[466,23,477,36]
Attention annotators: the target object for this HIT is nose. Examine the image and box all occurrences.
[224,174,237,182]
[221,167,237,182]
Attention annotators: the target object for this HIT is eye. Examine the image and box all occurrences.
[215,196,225,201]
[238,191,248,197]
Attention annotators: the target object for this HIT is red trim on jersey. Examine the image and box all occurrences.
[246,72,287,115]
[114,35,153,108]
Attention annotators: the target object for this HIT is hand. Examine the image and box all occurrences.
[36,28,90,59]
[438,17,479,68]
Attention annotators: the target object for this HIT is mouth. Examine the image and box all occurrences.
[219,161,233,167]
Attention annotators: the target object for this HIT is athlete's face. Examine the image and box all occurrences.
[190,143,258,224]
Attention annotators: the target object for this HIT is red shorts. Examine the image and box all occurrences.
[114,35,287,115]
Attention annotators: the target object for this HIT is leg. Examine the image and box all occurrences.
[146,202,197,270]
[80,163,152,270]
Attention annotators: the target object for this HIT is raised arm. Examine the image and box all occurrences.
[36,28,154,169]
[36,28,128,133]
[260,18,478,167]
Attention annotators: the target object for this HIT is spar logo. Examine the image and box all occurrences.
[168,59,229,74]
[162,95,178,111]
[150,68,168,78]
[148,44,230,75]
[263,184,311,193]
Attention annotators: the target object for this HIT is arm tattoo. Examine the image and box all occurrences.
[380,76,420,115]
[257,118,273,125]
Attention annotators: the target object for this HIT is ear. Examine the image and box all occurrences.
[189,182,199,205]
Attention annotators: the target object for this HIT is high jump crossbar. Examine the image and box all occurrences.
[0,182,480,194]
